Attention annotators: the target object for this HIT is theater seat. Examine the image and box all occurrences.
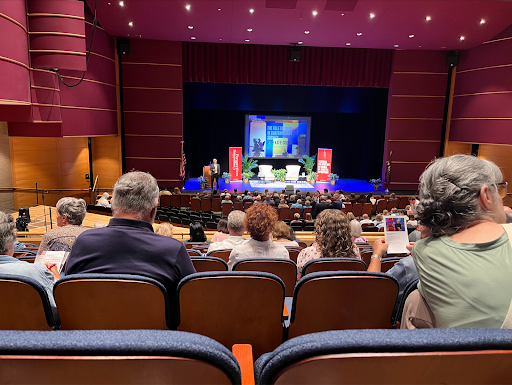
[301,257,367,277]
[254,329,512,385]
[0,274,57,330]
[54,274,172,330]
[0,329,241,385]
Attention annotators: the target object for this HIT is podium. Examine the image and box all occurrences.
[203,166,211,186]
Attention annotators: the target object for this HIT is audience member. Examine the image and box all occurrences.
[374,214,385,229]
[346,212,356,221]
[329,194,344,210]
[155,222,174,237]
[313,195,330,218]
[297,210,361,279]
[208,211,247,253]
[278,199,289,209]
[211,219,229,243]
[368,192,376,205]
[350,220,368,243]
[97,192,111,208]
[413,154,512,328]
[287,226,301,243]
[186,222,209,244]
[37,197,88,255]
[290,199,303,212]
[360,214,373,224]
[173,187,181,195]
[272,221,299,247]
[0,211,59,306]
[221,194,232,206]
[304,212,314,223]
[228,203,289,270]
[290,213,302,224]
[65,171,195,328]
[159,188,171,197]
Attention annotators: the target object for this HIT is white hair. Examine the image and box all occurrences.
[56,197,87,225]
[111,172,160,219]
[228,210,246,233]
[349,219,362,238]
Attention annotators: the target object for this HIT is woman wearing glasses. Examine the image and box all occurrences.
[411,154,511,328]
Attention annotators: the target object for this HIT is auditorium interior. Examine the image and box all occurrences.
[1,0,512,383]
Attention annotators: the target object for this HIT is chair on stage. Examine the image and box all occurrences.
[285,165,301,183]
[258,165,275,182]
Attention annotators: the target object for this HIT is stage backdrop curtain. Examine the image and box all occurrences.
[183,43,393,88]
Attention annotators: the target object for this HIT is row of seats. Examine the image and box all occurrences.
[0,271,400,358]
[1,328,511,384]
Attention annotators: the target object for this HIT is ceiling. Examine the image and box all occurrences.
[86,0,512,50]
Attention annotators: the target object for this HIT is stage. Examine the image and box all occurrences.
[183,177,379,194]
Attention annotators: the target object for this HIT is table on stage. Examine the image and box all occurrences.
[203,166,211,186]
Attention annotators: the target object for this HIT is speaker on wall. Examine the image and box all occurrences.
[117,38,130,55]
[446,51,459,67]
[288,46,301,62]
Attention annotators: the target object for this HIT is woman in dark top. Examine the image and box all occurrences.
[186,222,210,244]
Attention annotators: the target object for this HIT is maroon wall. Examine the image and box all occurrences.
[450,24,512,145]
[384,50,448,191]
[122,39,183,187]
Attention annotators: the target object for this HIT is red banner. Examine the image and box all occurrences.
[317,148,332,183]
[229,147,242,181]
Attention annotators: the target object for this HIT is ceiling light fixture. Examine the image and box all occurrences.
[369,13,375,19]
[188,26,193,29]
[304,30,310,34]
[480,19,485,24]
[356,32,362,36]
[460,36,465,41]
[185,4,191,10]
[218,8,221,11]
[426,16,431,21]
[247,28,253,32]
[341,13,345,16]
[249,8,254,13]
[409,34,414,38]
[119,1,124,6]
[394,44,399,47]
[245,39,250,42]
[346,43,351,46]
[128,21,133,26]
[298,41,303,44]
[312,11,318,16]
[191,36,196,40]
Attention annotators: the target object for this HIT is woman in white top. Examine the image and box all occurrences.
[228,203,289,270]
[273,220,299,247]
[97,192,111,208]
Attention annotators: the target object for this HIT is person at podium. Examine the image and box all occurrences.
[210,158,220,190]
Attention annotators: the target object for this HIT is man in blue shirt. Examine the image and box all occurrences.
[290,199,304,212]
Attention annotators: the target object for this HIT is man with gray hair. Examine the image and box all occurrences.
[207,210,247,253]
[66,172,195,327]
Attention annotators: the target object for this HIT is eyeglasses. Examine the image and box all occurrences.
[495,182,508,198]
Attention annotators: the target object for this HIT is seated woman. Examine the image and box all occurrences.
[290,213,303,224]
[0,211,59,305]
[272,221,299,247]
[350,220,368,243]
[185,222,210,245]
[37,197,88,255]
[411,154,512,328]
[228,204,289,270]
[373,214,384,228]
[297,210,361,279]
[97,192,111,208]
[304,212,314,223]
[211,218,229,243]
[155,222,174,238]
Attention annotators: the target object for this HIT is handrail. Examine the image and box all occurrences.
[0,187,89,192]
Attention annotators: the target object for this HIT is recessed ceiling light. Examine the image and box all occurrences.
[249,8,254,13]
[441,46,446,49]
[480,19,485,24]
[108,2,111,4]
[409,34,414,38]
[188,26,193,29]
[119,1,124,6]
[219,38,222,40]
[346,43,351,46]
[341,13,345,16]
[356,32,362,36]
[460,36,465,41]
[304,30,310,34]
[218,8,221,11]
[312,11,318,16]
[185,4,191,10]
[191,37,196,40]
[245,39,250,42]
[369,13,375,19]
[247,28,253,32]
[128,21,133,26]
[298,41,303,44]
[419,45,422,48]
[394,44,399,47]
[426,16,431,21]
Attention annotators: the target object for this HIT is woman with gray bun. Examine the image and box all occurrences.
[413,154,512,328]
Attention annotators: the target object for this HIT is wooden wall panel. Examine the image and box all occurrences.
[9,136,90,209]
[444,141,472,156]
[0,122,15,213]
[478,143,512,207]
[91,135,122,191]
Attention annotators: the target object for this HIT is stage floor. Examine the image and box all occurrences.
[183,177,378,194]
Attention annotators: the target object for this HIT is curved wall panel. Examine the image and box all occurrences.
[27,0,86,71]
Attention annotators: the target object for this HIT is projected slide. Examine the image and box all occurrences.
[245,115,311,159]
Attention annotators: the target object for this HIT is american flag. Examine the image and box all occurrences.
[179,142,186,179]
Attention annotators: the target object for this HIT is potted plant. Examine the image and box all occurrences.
[222,172,231,184]
[241,155,258,183]
[198,176,208,189]
[299,154,316,182]
[309,171,317,183]
[369,178,382,191]
[271,168,287,182]
[328,173,339,185]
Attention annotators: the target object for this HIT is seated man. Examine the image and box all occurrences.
[221,194,232,206]
[290,199,303,212]
[65,171,196,328]
[329,194,344,210]
[360,214,373,224]
[207,211,248,253]
[290,213,302,224]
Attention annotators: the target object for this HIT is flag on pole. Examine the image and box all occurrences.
[179,141,186,179]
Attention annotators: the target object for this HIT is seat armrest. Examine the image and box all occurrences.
[233,344,255,385]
